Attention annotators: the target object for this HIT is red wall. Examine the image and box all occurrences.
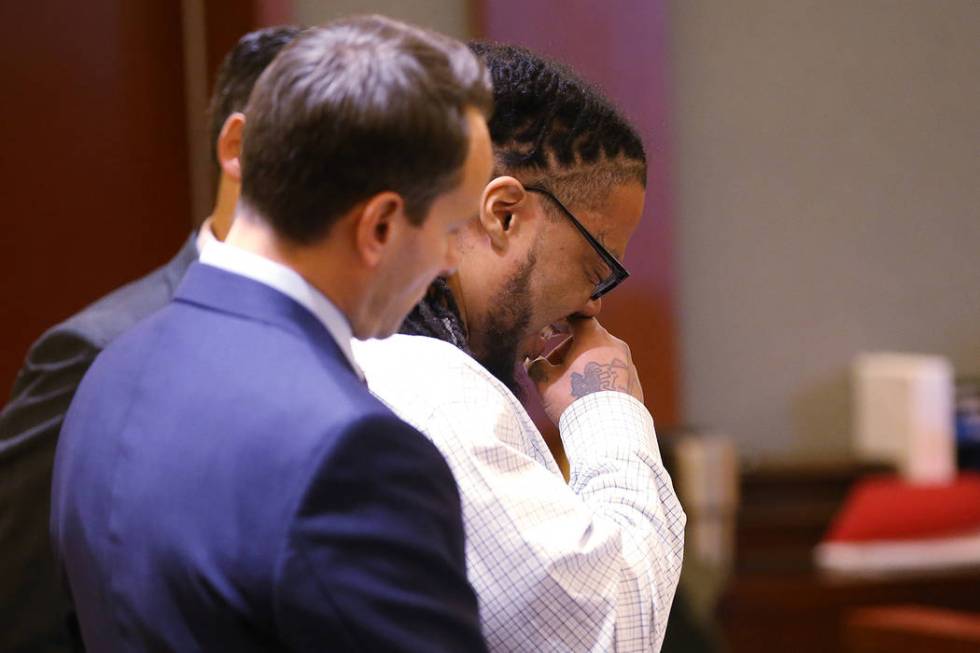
[0,1,292,402]
[476,0,681,426]
[0,2,193,400]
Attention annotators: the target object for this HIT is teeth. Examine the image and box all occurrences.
[539,322,571,342]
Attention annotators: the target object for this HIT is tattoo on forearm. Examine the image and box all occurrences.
[570,359,630,398]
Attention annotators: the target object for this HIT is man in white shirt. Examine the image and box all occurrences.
[352,42,686,652]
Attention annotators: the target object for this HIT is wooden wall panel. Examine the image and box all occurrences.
[203,0,293,92]
[0,2,193,400]
[0,1,292,402]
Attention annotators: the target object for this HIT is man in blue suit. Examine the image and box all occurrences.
[50,15,494,651]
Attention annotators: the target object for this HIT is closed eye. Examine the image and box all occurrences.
[583,264,603,287]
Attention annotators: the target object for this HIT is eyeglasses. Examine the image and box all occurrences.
[524,185,630,300]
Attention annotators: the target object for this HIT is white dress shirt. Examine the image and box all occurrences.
[199,238,362,378]
[351,334,686,652]
[195,217,219,255]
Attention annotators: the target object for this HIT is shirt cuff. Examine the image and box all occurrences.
[558,391,658,463]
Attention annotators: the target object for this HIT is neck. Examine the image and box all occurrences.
[224,208,359,324]
[446,272,469,333]
[206,174,239,241]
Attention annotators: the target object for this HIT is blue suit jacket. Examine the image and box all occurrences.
[50,263,487,652]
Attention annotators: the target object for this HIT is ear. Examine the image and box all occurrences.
[217,112,245,181]
[353,191,404,268]
[480,176,530,252]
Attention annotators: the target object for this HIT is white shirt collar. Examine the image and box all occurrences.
[198,238,363,379]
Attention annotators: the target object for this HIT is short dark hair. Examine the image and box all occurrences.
[240,15,493,245]
[468,42,646,209]
[206,26,302,172]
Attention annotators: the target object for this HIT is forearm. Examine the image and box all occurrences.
[425,392,683,651]
[474,504,677,653]
[558,391,686,651]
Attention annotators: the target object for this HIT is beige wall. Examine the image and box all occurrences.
[669,0,980,463]
[294,0,468,38]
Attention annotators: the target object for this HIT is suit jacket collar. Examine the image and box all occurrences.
[162,233,200,296]
[173,262,358,379]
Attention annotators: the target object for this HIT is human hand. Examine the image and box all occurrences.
[525,317,643,425]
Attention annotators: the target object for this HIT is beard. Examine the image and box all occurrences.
[475,251,535,396]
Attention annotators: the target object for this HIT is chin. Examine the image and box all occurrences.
[351,318,386,341]
[369,322,399,341]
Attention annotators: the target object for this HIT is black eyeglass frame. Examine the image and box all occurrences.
[524,185,630,300]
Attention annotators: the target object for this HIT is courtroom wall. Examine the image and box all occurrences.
[294,0,468,38]
[669,0,980,463]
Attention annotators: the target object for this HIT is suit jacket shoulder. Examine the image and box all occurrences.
[4,233,196,407]
[49,234,197,350]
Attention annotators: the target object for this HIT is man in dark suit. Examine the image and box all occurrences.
[50,16,494,652]
[0,26,300,652]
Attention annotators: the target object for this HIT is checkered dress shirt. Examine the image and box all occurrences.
[351,334,685,652]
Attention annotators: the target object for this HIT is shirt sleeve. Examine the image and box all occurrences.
[560,391,687,651]
[417,388,686,653]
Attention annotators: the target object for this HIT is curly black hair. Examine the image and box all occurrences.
[469,41,647,207]
[400,42,647,348]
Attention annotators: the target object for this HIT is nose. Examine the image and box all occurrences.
[575,296,602,319]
